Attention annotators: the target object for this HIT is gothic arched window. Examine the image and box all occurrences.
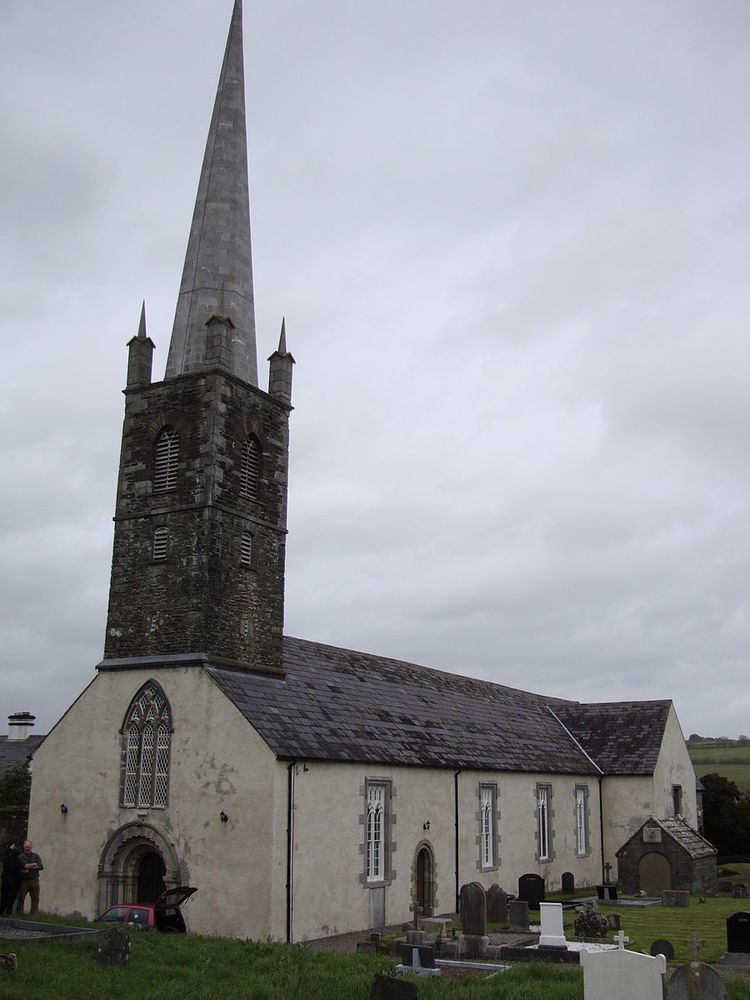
[240,435,262,499]
[153,427,179,492]
[121,682,172,809]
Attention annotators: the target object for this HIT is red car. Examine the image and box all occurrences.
[97,886,197,932]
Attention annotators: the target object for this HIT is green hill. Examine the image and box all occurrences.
[687,737,750,793]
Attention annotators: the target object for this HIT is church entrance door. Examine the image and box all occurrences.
[638,852,672,895]
[416,846,434,917]
[137,851,166,903]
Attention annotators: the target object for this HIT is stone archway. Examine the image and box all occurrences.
[413,842,436,918]
[97,822,184,914]
[638,851,672,895]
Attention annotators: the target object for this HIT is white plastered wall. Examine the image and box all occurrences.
[28,667,277,939]
[280,761,603,943]
[601,703,698,878]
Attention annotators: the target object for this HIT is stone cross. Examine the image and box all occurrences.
[411,899,422,931]
[615,930,631,950]
[604,862,613,883]
[688,932,705,964]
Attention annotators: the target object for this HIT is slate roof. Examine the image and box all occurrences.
[0,736,44,776]
[658,817,717,859]
[207,636,600,774]
[554,701,672,775]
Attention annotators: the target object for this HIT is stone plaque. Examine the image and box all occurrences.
[649,938,675,959]
[486,884,507,924]
[727,911,750,953]
[668,963,727,1000]
[518,872,545,907]
[643,827,662,843]
[459,881,486,936]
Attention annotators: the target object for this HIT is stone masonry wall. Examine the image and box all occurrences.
[104,368,290,671]
[617,822,717,894]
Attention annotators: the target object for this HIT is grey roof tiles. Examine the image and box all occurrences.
[554,701,672,775]
[207,636,603,774]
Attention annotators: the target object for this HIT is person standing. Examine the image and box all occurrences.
[16,840,43,915]
[0,843,23,916]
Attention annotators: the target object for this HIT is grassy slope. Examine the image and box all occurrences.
[687,740,750,793]
[3,917,750,999]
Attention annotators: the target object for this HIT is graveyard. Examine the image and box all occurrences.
[4,894,750,998]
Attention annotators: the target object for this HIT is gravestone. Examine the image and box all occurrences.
[727,911,750,954]
[649,939,675,959]
[580,946,666,1000]
[607,913,621,931]
[508,899,529,931]
[96,927,130,967]
[518,873,545,908]
[668,964,726,1000]
[370,974,417,1000]
[460,882,486,935]
[662,889,689,907]
[597,884,619,901]
[0,954,17,972]
[561,871,575,894]
[539,902,567,949]
[486,884,508,924]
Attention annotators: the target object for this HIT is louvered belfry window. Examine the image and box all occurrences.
[241,532,253,567]
[153,427,179,492]
[120,682,172,808]
[152,526,168,561]
[240,435,262,499]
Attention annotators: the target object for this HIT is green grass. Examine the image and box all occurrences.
[590,897,743,963]
[687,742,750,793]
[3,909,750,998]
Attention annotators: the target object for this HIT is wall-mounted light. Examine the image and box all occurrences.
[219,811,228,824]
[423,821,430,831]
[60,803,68,815]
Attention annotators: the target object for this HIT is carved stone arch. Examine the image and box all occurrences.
[411,839,437,917]
[97,821,186,914]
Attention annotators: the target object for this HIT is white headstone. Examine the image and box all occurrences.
[539,902,567,948]
[581,946,666,1000]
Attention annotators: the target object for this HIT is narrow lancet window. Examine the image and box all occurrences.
[366,783,386,882]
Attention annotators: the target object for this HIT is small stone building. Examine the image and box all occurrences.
[616,816,717,895]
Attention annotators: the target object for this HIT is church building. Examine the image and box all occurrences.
[28,1,703,942]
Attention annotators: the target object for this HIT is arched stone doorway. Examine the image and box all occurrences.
[137,850,166,902]
[639,852,672,895]
[98,822,184,913]
[414,844,435,918]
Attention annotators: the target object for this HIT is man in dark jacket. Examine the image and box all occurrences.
[16,840,43,915]
[0,843,23,915]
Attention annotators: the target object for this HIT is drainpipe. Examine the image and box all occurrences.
[454,770,461,912]
[286,761,296,943]
[599,776,606,884]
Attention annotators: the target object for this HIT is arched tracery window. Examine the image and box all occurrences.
[121,682,172,808]
[240,435,262,499]
[153,427,179,492]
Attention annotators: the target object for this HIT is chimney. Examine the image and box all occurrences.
[8,712,35,741]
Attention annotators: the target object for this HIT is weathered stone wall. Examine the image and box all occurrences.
[104,369,291,672]
[617,822,717,894]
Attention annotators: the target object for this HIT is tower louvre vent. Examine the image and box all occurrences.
[152,526,169,561]
[241,532,253,566]
[240,436,261,499]
[154,428,179,492]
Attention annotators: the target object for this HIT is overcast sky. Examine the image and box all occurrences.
[0,1,747,740]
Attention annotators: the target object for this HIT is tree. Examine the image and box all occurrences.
[701,772,750,858]
[0,762,31,809]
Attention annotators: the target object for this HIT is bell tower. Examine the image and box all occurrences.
[102,0,293,674]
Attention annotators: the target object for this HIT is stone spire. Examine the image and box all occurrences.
[126,300,155,387]
[165,0,258,385]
